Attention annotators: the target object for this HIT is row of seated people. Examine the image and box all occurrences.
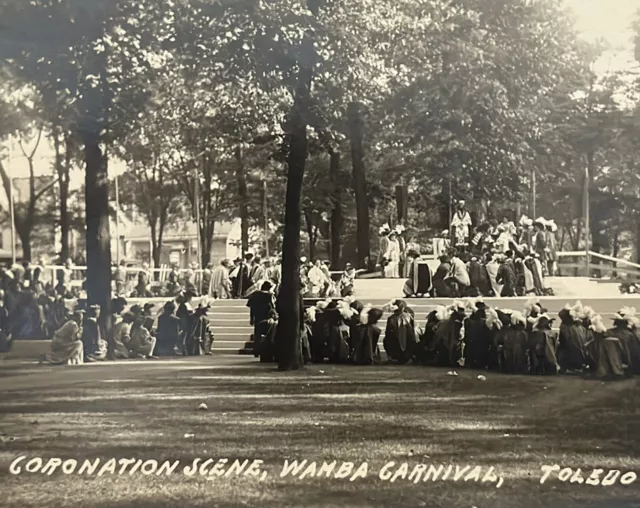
[253,296,640,380]
[40,293,215,365]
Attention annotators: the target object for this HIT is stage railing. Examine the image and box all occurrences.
[556,251,640,280]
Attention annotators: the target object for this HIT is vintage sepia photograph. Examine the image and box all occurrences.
[1,0,640,506]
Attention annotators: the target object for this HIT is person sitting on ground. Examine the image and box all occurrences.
[82,304,107,362]
[129,312,158,359]
[42,311,85,365]
[113,312,136,359]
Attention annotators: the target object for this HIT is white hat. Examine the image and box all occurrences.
[457,200,466,205]
[395,225,406,234]
[441,230,449,236]
[379,223,391,235]
[534,217,547,226]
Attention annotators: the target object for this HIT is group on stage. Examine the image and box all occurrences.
[397,200,560,298]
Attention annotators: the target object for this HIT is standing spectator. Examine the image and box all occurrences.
[114,260,127,296]
[136,263,151,297]
[201,262,213,295]
[435,230,451,259]
[210,260,231,299]
[546,220,558,276]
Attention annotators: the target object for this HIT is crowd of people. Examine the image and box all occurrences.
[401,208,560,298]
[251,292,640,380]
[40,291,216,365]
[117,253,361,301]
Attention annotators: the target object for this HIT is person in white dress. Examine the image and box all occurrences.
[384,232,401,278]
[450,200,472,247]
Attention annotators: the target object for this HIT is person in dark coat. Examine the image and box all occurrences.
[501,311,529,374]
[528,314,559,375]
[176,291,196,355]
[586,314,629,380]
[156,301,181,356]
[467,257,484,297]
[383,299,418,364]
[184,304,214,356]
[609,308,640,375]
[351,307,384,365]
[247,282,276,358]
[557,305,588,373]
[496,254,517,297]
[431,302,466,367]
[464,300,493,370]
[432,256,454,297]
[0,290,11,353]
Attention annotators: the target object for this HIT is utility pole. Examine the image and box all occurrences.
[194,170,202,293]
[9,176,15,265]
[115,175,120,264]
[583,163,590,277]
[531,167,537,219]
[263,180,269,259]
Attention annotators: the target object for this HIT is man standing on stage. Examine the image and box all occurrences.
[451,200,472,247]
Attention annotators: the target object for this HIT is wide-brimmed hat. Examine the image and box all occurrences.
[379,223,391,235]
[535,313,555,329]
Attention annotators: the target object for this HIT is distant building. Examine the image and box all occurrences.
[122,219,237,268]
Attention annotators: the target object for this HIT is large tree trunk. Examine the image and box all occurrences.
[17,228,32,262]
[329,150,342,269]
[304,209,316,261]
[83,130,113,355]
[275,29,317,371]
[235,147,250,255]
[395,184,408,225]
[54,132,72,262]
[347,101,371,270]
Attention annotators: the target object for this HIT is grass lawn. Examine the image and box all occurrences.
[1,356,639,508]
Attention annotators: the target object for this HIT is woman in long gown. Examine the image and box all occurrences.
[384,232,401,278]
[383,300,419,364]
[43,312,84,365]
